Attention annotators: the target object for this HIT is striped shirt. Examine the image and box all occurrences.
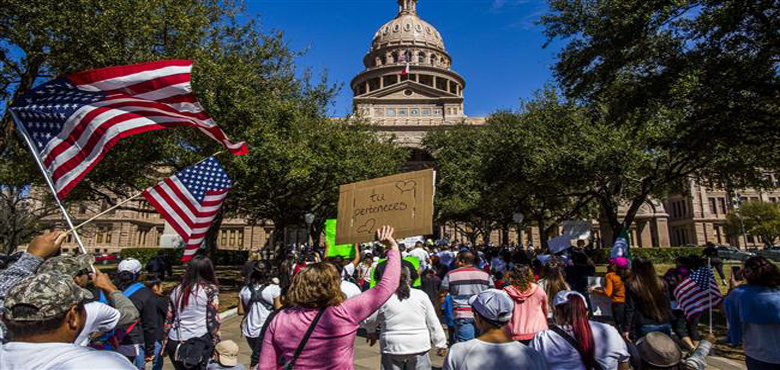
[441,267,493,319]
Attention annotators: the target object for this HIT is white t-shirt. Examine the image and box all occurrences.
[341,280,362,299]
[342,263,356,279]
[443,339,547,370]
[74,301,120,346]
[530,321,629,370]
[239,284,281,338]
[409,248,430,270]
[0,342,135,369]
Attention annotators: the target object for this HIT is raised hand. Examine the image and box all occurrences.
[375,226,398,251]
[92,270,118,293]
[27,231,65,259]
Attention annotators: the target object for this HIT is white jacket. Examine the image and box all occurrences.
[363,288,447,355]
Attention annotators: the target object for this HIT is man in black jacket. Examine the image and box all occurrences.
[116,258,159,369]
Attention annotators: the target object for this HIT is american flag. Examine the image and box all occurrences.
[142,157,231,261]
[673,265,723,320]
[10,60,247,200]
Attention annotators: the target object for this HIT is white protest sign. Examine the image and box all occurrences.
[548,234,573,254]
[561,220,592,240]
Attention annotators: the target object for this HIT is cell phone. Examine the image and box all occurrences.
[732,266,744,281]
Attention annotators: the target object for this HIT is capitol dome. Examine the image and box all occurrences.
[371,13,446,53]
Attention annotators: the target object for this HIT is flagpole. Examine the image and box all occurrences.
[10,109,90,257]
[66,193,143,234]
[63,151,224,234]
[708,257,714,335]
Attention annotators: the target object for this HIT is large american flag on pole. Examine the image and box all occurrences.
[9,60,248,200]
[142,157,231,261]
[673,265,723,320]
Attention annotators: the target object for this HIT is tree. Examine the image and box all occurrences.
[539,0,780,243]
[0,186,59,255]
[726,201,780,247]
[423,123,510,245]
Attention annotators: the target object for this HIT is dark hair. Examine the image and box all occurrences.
[324,256,346,275]
[146,274,162,288]
[458,251,476,266]
[249,263,272,286]
[542,265,568,307]
[4,301,86,340]
[628,258,671,323]
[375,261,419,301]
[555,294,596,370]
[744,256,780,288]
[474,309,504,329]
[508,264,534,292]
[116,270,137,291]
[177,255,218,310]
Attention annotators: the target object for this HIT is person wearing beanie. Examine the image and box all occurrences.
[207,340,245,370]
[443,289,546,370]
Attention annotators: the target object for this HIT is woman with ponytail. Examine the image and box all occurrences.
[363,265,447,369]
[504,264,548,344]
[530,291,630,370]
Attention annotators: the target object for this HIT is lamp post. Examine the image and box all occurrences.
[305,213,315,247]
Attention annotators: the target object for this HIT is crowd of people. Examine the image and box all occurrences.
[0,229,779,369]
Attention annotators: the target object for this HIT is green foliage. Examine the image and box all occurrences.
[725,201,780,247]
[591,247,705,265]
[538,0,780,243]
[120,248,249,266]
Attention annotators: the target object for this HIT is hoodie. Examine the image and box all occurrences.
[504,283,549,341]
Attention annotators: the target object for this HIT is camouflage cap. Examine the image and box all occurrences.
[37,254,95,277]
[4,272,93,321]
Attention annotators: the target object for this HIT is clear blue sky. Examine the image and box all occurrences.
[244,0,562,117]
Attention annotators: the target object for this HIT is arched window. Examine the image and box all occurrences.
[403,50,412,63]
[430,55,437,65]
[391,51,399,63]
[380,56,387,65]
[418,52,425,63]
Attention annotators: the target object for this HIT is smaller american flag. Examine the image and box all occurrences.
[142,157,231,261]
[674,265,723,320]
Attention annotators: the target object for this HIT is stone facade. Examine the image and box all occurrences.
[665,178,780,247]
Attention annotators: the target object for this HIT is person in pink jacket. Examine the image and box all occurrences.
[259,226,401,370]
[504,264,549,344]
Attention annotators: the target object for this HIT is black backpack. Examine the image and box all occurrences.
[248,283,274,311]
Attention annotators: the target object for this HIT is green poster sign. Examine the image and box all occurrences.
[370,256,421,288]
[325,219,355,259]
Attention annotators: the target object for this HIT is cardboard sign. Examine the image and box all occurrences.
[336,169,435,245]
[324,219,355,259]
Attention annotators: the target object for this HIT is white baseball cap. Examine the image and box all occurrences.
[468,289,514,324]
[117,258,142,275]
[552,290,589,309]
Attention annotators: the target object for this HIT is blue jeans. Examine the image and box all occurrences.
[132,351,145,370]
[454,318,476,342]
[639,323,673,337]
[746,356,780,370]
[152,341,164,370]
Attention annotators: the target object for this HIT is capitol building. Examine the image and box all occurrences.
[53,0,780,254]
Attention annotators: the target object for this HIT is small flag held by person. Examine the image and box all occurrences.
[674,263,723,320]
[142,157,231,261]
[9,60,248,200]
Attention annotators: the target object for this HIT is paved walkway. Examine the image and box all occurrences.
[162,314,745,370]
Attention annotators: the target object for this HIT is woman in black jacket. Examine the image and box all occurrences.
[624,258,673,340]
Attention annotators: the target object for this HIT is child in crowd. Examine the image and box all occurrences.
[207,340,245,370]
[592,257,628,333]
